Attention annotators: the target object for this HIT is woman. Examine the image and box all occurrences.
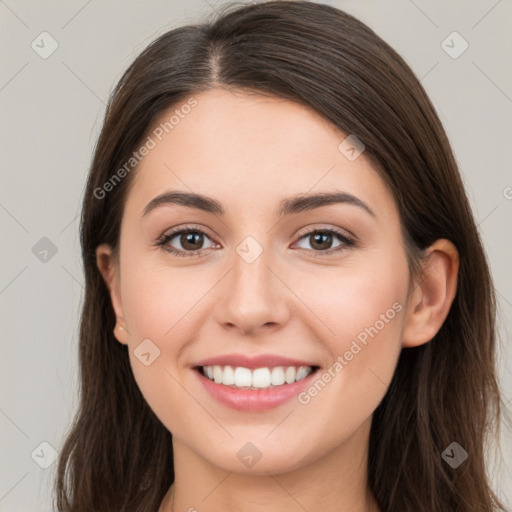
[54,1,508,510]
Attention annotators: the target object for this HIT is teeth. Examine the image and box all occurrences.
[271,366,285,386]
[201,365,314,389]
[213,365,223,384]
[252,368,271,388]
[223,365,235,385]
[296,366,310,381]
[285,366,296,384]
[234,367,252,387]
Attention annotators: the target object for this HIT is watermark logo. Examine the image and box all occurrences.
[236,236,264,264]
[32,237,58,263]
[441,31,468,59]
[442,441,468,469]
[237,442,262,468]
[31,441,58,469]
[31,32,58,59]
[338,134,365,161]
[134,338,161,366]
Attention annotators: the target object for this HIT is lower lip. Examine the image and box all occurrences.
[194,368,319,411]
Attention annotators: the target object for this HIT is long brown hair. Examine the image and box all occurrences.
[54,1,509,510]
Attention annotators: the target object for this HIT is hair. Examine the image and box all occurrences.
[54,1,509,510]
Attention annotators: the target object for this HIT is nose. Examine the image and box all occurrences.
[212,246,291,336]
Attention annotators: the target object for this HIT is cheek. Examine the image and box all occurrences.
[289,249,408,437]
[118,260,207,430]
[120,258,208,341]
[117,249,201,375]
[292,248,408,352]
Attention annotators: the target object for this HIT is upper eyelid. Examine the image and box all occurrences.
[162,224,215,238]
[295,224,355,240]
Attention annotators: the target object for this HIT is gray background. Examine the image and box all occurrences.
[0,0,511,510]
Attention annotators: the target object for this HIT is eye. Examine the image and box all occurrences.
[293,227,356,256]
[156,225,356,258]
[156,225,217,257]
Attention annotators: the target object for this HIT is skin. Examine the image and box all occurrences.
[97,88,459,512]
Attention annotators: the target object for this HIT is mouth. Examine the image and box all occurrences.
[192,357,322,411]
[195,364,321,390]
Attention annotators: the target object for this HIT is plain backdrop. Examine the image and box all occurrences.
[0,0,511,510]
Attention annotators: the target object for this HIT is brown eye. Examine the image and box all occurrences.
[179,231,205,251]
[294,228,355,256]
[157,226,216,257]
[309,232,335,251]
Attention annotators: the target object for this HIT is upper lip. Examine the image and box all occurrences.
[193,353,320,370]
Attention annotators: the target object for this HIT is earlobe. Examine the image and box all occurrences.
[402,239,459,348]
[96,244,129,345]
[113,323,129,345]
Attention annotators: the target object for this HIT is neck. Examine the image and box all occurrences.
[159,417,380,512]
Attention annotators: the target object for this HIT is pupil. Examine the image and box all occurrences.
[312,232,332,250]
[182,232,203,250]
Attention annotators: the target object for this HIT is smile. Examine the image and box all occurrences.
[200,364,316,389]
[192,354,322,411]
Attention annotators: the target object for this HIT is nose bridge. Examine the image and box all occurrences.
[233,241,272,299]
[214,235,289,333]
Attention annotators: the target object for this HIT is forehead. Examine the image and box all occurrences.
[125,87,397,221]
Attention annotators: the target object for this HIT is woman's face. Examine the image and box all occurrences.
[102,88,413,474]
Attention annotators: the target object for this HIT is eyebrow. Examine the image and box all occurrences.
[142,190,376,218]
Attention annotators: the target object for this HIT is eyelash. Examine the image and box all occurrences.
[156,224,356,258]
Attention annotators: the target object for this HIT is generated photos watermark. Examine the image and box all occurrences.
[297,301,403,405]
[93,97,198,200]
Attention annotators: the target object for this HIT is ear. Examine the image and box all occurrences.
[402,239,459,348]
[96,243,128,345]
